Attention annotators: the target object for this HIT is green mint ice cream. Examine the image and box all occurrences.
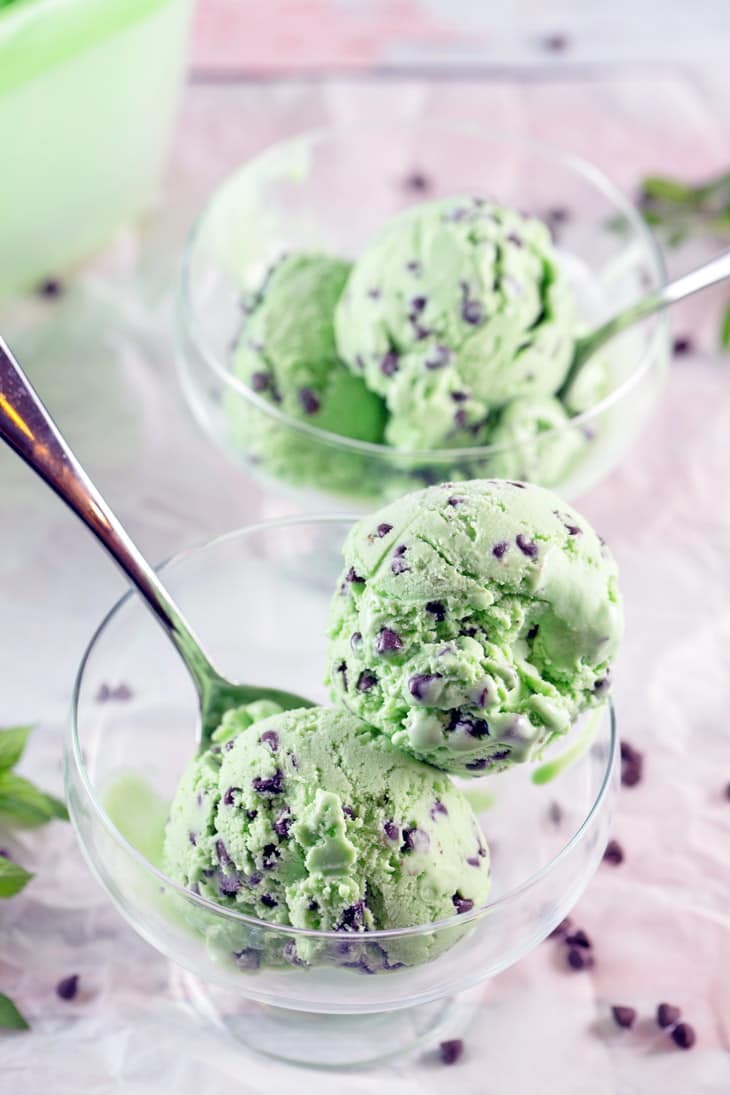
[327,479,622,775]
[164,701,490,963]
[335,196,576,450]
[487,396,586,485]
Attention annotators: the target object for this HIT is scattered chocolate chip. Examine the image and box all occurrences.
[430,801,448,820]
[380,350,399,377]
[251,371,270,392]
[252,770,284,795]
[246,809,258,821]
[406,259,422,274]
[657,1002,681,1029]
[527,624,539,641]
[541,32,569,52]
[345,566,365,585]
[492,541,509,559]
[259,730,279,752]
[567,947,594,970]
[461,299,485,325]
[233,948,261,970]
[376,522,393,538]
[377,628,403,655]
[338,900,367,930]
[409,672,442,701]
[188,831,197,846]
[452,893,474,914]
[95,682,133,703]
[38,278,64,298]
[404,171,431,192]
[426,600,446,622]
[56,975,79,1001]
[336,661,348,690]
[367,287,381,300]
[447,496,462,507]
[248,871,262,886]
[672,335,693,356]
[260,893,278,909]
[671,1022,696,1050]
[546,206,570,226]
[507,232,523,248]
[611,1005,636,1029]
[274,809,292,838]
[724,782,730,801]
[548,801,563,826]
[297,387,320,415]
[350,631,363,652]
[342,805,356,820]
[620,741,644,787]
[451,390,468,402]
[603,839,624,865]
[215,839,233,868]
[283,940,305,966]
[401,827,430,854]
[565,929,591,949]
[548,916,573,939]
[516,533,538,558]
[357,670,378,692]
[439,1039,464,1065]
[384,820,399,841]
[425,344,452,370]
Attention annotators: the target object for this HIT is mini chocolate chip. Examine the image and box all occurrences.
[346,566,365,584]
[384,820,399,841]
[425,344,452,370]
[233,948,261,970]
[393,543,407,556]
[541,33,569,52]
[251,371,270,392]
[516,533,538,557]
[298,387,320,415]
[548,801,563,825]
[246,809,258,821]
[336,660,348,690]
[451,390,468,402]
[672,335,693,356]
[380,350,399,376]
[262,843,279,870]
[439,1039,464,1065]
[283,940,305,966]
[188,831,197,846]
[447,496,462,507]
[259,730,279,751]
[218,872,242,896]
[215,839,233,867]
[252,770,284,795]
[461,299,484,325]
[430,801,448,820]
[492,541,509,559]
[724,782,730,801]
[611,1005,636,1029]
[566,947,594,970]
[274,809,292,838]
[527,624,539,641]
[507,232,523,247]
[401,827,430,854]
[248,871,262,886]
[406,260,422,273]
[56,975,79,1001]
[376,522,393,538]
[409,672,442,700]
[404,171,431,192]
[452,893,474,915]
[620,741,644,787]
[657,1002,681,1029]
[357,670,378,692]
[565,929,591,949]
[376,627,403,654]
[671,1022,696,1049]
[466,855,481,867]
[260,893,278,909]
[38,278,64,298]
[411,296,427,313]
[426,600,446,621]
[350,631,363,652]
[603,839,624,865]
[367,287,381,300]
[338,900,366,930]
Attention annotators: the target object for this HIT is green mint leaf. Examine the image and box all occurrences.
[720,303,730,351]
[0,992,29,1030]
[0,771,68,828]
[641,175,696,204]
[0,856,33,898]
[0,725,33,771]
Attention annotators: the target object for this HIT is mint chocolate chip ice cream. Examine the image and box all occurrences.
[335,196,576,450]
[327,479,622,775]
[164,702,490,952]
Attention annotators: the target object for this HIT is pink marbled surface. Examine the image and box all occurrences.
[0,73,728,1092]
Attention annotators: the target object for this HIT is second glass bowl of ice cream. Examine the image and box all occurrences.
[176,123,669,512]
[66,515,618,1067]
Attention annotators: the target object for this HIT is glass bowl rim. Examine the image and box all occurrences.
[69,512,618,942]
[176,121,669,462]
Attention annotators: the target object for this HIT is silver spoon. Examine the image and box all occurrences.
[0,338,312,751]
[558,249,730,399]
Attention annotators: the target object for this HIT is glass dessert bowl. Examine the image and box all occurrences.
[66,516,618,1067]
[176,123,669,512]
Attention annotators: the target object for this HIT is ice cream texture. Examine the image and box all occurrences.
[327,479,622,774]
[335,195,576,450]
[163,701,490,946]
[231,251,387,444]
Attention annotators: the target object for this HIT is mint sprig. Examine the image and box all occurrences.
[635,167,730,350]
[0,723,69,1030]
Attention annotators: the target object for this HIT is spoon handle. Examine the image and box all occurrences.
[564,249,730,390]
[0,336,216,690]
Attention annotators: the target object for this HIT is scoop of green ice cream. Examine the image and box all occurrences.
[335,196,576,450]
[327,479,622,775]
[231,251,387,442]
[164,702,490,956]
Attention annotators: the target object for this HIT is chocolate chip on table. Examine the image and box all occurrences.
[603,839,624,865]
[724,781,730,801]
[611,1005,637,1029]
[540,33,570,52]
[439,1038,464,1065]
[404,170,431,193]
[565,929,591,949]
[566,947,594,970]
[672,335,693,357]
[656,1002,681,1029]
[548,801,563,826]
[671,1022,696,1050]
[620,741,644,787]
[56,974,79,1001]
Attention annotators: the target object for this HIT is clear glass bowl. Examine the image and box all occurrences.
[176,123,669,512]
[66,516,618,1067]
